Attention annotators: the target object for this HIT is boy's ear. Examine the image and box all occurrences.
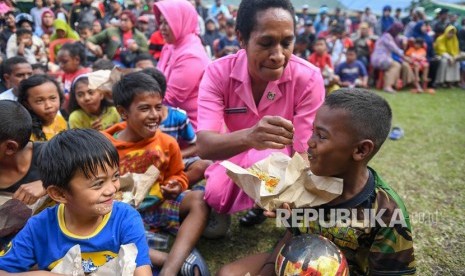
[352,139,374,162]
[0,140,20,156]
[47,186,68,204]
[116,105,128,120]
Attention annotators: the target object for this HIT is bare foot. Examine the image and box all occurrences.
[383,87,396,94]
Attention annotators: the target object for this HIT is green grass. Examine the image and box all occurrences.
[196,89,465,274]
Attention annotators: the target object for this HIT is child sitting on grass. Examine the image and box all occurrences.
[141,68,212,188]
[218,89,416,276]
[18,74,67,141]
[0,129,152,275]
[0,101,46,249]
[335,47,368,88]
[68,74,120,130]
[308,38,340,94]
[405,37,432,93]
[102,72,210,275]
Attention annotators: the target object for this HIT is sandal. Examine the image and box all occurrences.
[389,127,404,140]
[179,248,210,276]
[239,208,266,227]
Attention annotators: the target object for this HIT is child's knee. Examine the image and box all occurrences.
[183,191,209,213]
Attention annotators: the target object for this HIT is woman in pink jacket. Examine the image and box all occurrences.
[154,0,210,130]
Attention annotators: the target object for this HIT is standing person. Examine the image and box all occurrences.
[371,23,410,93]
[154,0,210,130]
[376,5,395,35]
[30,0,46,28]
[197,0,325,231]
[69,0,102,30]
[208,0,230,19]
[361,7,377,30]
[434,25,461,87]
[352,22,373,69]
[0,11,16,54]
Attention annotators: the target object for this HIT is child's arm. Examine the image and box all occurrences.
[161,139,188,198]
[133,266,152,276]
[181,144,198,159]
[258,230,292,275]
[12,180,46,205]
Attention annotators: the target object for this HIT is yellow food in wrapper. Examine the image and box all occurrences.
[247,168,280,193]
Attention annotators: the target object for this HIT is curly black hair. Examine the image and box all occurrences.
[236,0,296,43]
[58,42,87,66]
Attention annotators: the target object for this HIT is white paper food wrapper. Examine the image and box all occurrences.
[51,243,138,276]
[221,153,343,211]
[117,165,160,208]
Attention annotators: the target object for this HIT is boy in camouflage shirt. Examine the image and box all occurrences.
[218,89,415,275]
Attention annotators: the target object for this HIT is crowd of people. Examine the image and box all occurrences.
[1,0,460,274]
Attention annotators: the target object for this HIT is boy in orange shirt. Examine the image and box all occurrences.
[308,38,340,94]
[102,72,209,275]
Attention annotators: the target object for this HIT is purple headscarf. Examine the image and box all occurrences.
[387,22,404,38]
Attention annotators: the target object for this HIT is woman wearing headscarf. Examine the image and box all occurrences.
[434,25,461,86]
[34,8,55,37]
[371,22,411,92]
[50,19,79,41]
[154,0,210,130]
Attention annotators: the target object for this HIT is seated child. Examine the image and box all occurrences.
[0,129,152,275]
[17,74,67,141]
[0,101,46,248]
[335,47,368,88]
[217,19,240,58]
[102,72,209,275]
[308,38,340,94]
[405,37,431,93]
[13,28,46,65]
[78,22,101,65]
[56,42,92,95]
[68,74,120,130]
[141,68,212,187]
[218,89,416,276]
[134,53,157,69]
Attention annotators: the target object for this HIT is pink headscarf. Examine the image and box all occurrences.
[153,0,199,43]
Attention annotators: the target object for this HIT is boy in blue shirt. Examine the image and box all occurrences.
[336,47,368,88]
[0,129,152,275]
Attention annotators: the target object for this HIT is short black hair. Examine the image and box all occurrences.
[112,71,163,109]
[134,53,157,67]
[78,22,92,32]
[414,37,424,45]
[0,100,32,149]
[92,59,115,71]
[1,57,29,81]
[18,74,64,141]
[346,46,357,54]
[225,18,235,27]
[324,89,392,156]
[32,63,47,73]
[38,129,119,190]
[59,42,86,66]
[236,0,296,43]
[16,28,33,38]
[140,67,166,93]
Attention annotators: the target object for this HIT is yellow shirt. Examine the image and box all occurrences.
[30,114,68,141]
[69,107,121,130]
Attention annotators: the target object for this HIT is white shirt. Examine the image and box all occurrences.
[0,88,17,101]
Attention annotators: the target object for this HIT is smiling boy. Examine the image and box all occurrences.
[0,129,152,275]
[218,89,415,276]
[102,72,209,275]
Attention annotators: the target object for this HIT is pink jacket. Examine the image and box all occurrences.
[154,0,210,130]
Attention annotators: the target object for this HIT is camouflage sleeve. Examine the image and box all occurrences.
[368,224,416,275]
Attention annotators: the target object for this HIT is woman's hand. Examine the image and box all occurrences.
[247,116,294,150]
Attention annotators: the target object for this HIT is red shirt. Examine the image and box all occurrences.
[149,31,165,60]
[308,52,333,71]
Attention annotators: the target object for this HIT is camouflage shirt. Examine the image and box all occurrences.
[296,168,416,275]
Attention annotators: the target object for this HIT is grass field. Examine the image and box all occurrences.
[195,88,465,275]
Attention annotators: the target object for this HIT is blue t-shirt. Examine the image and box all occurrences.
[0,202,150,272]
[160,106,196,144]
[335,60,368,84]
[218,36,240,56]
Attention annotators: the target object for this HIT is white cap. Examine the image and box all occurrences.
[302,4,309,9]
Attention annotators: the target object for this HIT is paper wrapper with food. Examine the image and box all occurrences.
[116,165,160,208]
[51,243,138,275]
[88,68,138,98]
[0,193,53,238]
[221,153,343,211]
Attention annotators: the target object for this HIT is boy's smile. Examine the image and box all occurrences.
[119,92,163,142]
[62,163,120,231]
[307,105,357,178]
